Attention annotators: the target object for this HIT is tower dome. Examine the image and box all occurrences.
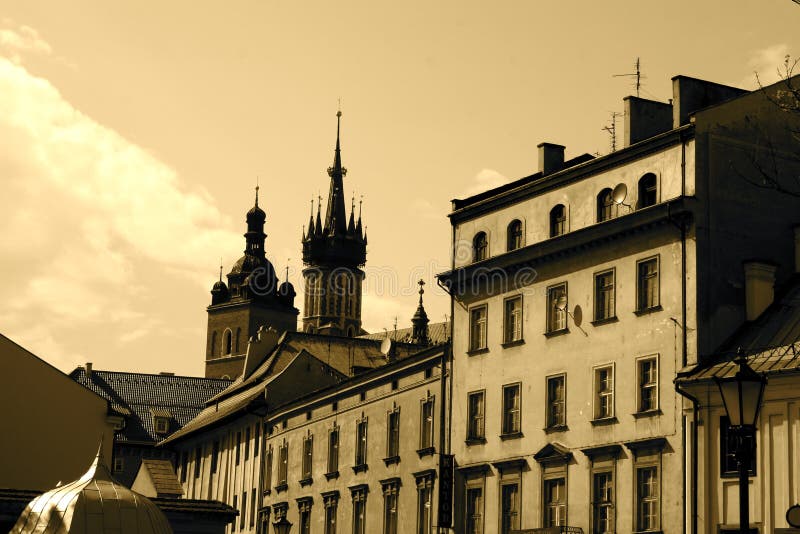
[12,446,173,534]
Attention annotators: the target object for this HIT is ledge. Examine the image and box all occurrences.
[383,455,401,466]
[624,436,668,454]
[299,477,313,487]
[320,490,340,499]
[465,437,486,446]
[500,431,523,441]
[632,409,662,419]
[492,457,528,472]
[501,339,525,348]
[352,464,368,474]
[466,347,489,356]
[416,446,436,458]
[590,416,618,427]
[544,424,569,434]
[544,328,569,338]
[591,316,619,327]
[274,483,288,493]
[348,483,369,494]
[456,462,491,474]
[581,443,623,459]
[412,468,437,480]
[634,305,663,316]
[324,471,339,481]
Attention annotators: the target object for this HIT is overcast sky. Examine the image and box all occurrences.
[1,1,798,376]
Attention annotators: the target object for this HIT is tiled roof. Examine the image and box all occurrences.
[358,321,451,345]
[69,369,231,444]
[138,459,184,497]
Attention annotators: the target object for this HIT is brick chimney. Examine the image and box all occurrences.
[538,143,565,176]
[85,362,92,377]
[743,261,777,321]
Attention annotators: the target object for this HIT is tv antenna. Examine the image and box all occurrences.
[602,112,621,153]
[613,57,643,97]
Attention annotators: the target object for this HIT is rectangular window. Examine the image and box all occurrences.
[547,284,567,333]
[465,485,484,534]
[299,499,312,534]
[502,383,521,435]
[302,435,313,480]
[211,440,219,474]
[240,491,247,530]
[277,442,288,486]
[592,471,614,534]
[636,466,659,532]
[546,374,566,428]
[324,494,338,534]
[503,296,523,343]
[500,482,520,534]
[328,426,340,474]
[637,257,660,311]
[467,391,485,440]
[352,488,367,534]
[543,477,566,527]
[113,456,124,473]
[244,427,250,461]
[594,366,614,420]
[469,305,488,351]
[416,474,434,534]
[594,270,615,321]
[420,398,434,449]
[387,410,400,458]
[383,480,399,534]
[194,446,202,478]
[263,445,273,490]
[637,357,659,412]
[355,419,368,466]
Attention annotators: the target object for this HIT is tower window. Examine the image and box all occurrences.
[210,331,218,358]
[224,330,233,355]
[473,232,488,262]
[550,205,567,237]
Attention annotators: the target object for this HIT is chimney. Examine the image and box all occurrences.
[794,225,800,273]
[538,143,565,176]
[85,362,92,377]
[623,96,673,147]
[743,261,777,321]
[671,76,748,128]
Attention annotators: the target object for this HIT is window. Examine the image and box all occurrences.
[224,329,233,355]
[637,257,660,311]
[324,492,339,534]
[543,477,566,527]
[299,498,312,534]
[467,391,485,441]
[154,417,169,434]
[328,425,340,474]
[636,466,659,531]
[546,374,566,429]
[500,482,520,534]
[416,473,434,534]
[387,408,400,458]
[473,232,488,262]
[507,220,523,251]
[194,446,202,478]
[210,331,218,358]
[549,204,567,237]
[245,426,250,461]
[355,418,368,467]
[240,491,247,530]
[594,270,615,321]
[502,383,521,435]
[382,479,400,534]
[592,471,614,534]
[113,456,124,473]
[638,173,658,209]
[637,357,659,412]
[420,397,434,450]
[277,441,288,487]
[547,283,567,333]
[352,487,368,534]
[465,484,484,534]
[469,305,488,351]
[503,296,523,344]
[302,434,313,481]
[594,366,614,420]
[597,188,616,222]
[263,445,272,490]
[720,416,756,476]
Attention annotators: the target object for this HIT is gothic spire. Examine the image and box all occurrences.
[412,279,430,344]
[324,111,348,235]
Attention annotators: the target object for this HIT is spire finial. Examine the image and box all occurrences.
[219,258,223,282]
[418,279,426,304]
[255,176,260,207]
[285,260,289,282]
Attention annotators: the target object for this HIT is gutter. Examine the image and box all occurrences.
[675,383,700,534]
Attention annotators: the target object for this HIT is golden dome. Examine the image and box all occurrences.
[11,446,173,534]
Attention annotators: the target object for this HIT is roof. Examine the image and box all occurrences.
[69,369,231,444]
[358,321,451,345]
[678,275,800,383]
[137,460,184,497]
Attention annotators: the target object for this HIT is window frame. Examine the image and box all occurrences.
[473,232,488,262]
[636,256,661,312]
[386,406,401,459]
[635,355,659,414]
[545,373,567,430]
[465,476,485,534]
[542,474,567,528]
[466,390,486,442]
[507,219,523,251]
[468,304,488,352]
[277,440,288,489]
[549,204,567,237]
[593,364,615,421]
[327,424,340,475]
[591,468,615,534]
[501,382,522,437]
[593,268,616,322]
[546,283,568,334]
[415,473,435,534]
[301,433,313,482]
[503,294,524,345]
[499,473,521,534]
[419,395,435,452]
[637,173,659,209]
[352,486,368,534]
[323,492,339,534]
[355,417,368,468]
[597,188,617,222]
[382,479,400,534]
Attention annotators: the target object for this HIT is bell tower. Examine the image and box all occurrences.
[301,111,367,337]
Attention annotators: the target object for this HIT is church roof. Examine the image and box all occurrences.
[69,369,231,444]
[358,321,451,345]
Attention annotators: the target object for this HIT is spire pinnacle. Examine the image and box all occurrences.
[418,279,426,305]
[219,259,223,282]
[255,177,260,207]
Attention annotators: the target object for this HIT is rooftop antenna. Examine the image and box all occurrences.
[613,57,643,97]
[219,258,223,282]
[602,112,621,153]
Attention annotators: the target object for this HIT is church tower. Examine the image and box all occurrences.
[205,189,298,379]
[301,112,367,337]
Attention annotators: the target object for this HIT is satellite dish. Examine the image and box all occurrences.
[555,295,568,312]
[380,336,393,356]
[612,183,628,205]
[573,305,583,327]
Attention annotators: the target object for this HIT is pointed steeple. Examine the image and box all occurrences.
[306,198,315,239]
[315,195,323,236]
[356,197,363,236]
[412,279,430,344]
[324,110,348,235]
[348,196,356,234]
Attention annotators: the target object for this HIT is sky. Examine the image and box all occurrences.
[1,1,798,376]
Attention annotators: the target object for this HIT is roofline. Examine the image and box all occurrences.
[69,367,233,383]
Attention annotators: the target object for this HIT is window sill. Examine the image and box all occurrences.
[633,531,663,534]
[544,328,569,338]
[274,483,288,493]
[499,431,523,441]
[634,305,662,316]
[544,424,569,434]
[501,339,525,348]
[590,416,618,426]
[591,316,619,326]
[465,437,486,446]
[633,409,662,419]
[299,477,313,487]
[352,464,368,474]
[466,347,489,356]
[383,455,401,466]
[416,446,436,458]
[324,471,339,481]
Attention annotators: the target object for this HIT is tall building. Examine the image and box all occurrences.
[437,74,799,534]
[206,189,299,379]
[301,111,368,337]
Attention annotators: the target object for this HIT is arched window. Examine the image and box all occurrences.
[473,232,488,262]
[597,188,615,222]
[550,205,567,237]
[223,329,232,355]
[638,173,658,209]
[210,331,218,358]
[507,220,523,251]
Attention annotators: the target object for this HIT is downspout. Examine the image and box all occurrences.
[676,384,700,534]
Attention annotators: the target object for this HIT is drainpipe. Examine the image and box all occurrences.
[676,384,700,534]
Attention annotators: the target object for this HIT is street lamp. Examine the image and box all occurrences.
[715,349,766,534]
[272,516,292,534]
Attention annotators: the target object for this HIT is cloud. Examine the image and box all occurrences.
[0,20,52,64]
[742,44,791,88]
[461,168,511,198]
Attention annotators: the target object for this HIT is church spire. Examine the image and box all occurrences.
[324,110,348,235]
[411,279,430,345]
